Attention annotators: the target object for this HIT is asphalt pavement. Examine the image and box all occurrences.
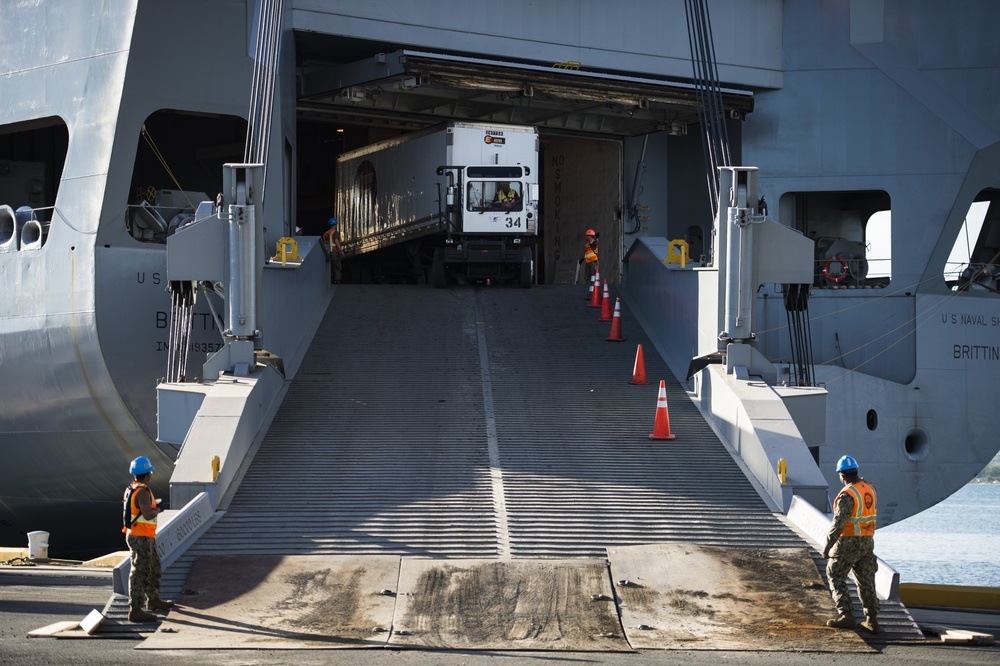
[1,566,998,666]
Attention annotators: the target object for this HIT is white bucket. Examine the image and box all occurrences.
[27,530,49,560]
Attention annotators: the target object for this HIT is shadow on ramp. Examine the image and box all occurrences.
[389,558,629,651]
[139,548,876,653]
[139,554,398,649]
[607,544,874,652]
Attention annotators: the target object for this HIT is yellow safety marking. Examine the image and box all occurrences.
[271,237,302,264]
[664,239,690,268]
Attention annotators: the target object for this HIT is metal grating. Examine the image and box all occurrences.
[166,284,803,587]
[158,285,921,642]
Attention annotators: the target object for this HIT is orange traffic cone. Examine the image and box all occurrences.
[630,344,648,384]
[649,380,675,440]
[606,297,625,341]
[589,270,602,307]
[598,281,613,321]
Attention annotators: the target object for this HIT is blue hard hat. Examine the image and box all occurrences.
[129,456,154,475]
[836,455,859,473]
[328,217,338,226]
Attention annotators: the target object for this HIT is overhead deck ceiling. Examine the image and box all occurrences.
[296,37,754,137]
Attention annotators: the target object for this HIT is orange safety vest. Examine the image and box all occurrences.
[323,227,341,254]
[123,481,158,537]
[584,240,599,264]
[836,479,876,537]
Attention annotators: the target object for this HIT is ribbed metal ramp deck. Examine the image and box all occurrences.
[158,284,920,642]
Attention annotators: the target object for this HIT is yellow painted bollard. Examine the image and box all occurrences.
[664,239,690,268]
[211,455,220,482]
[777,458,787,485]
[271,237,302,265]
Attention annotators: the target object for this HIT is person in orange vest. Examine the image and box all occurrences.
[579,229,599,282]
[823,455,879,633]
[123,456,174,623]
[322,217,343,284]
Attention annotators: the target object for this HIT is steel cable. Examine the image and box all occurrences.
[783,284,816,386]
[245,0,284,187]
[166,282,195,383]
[684,0,732,227]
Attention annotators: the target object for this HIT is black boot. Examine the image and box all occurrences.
[128,607,158,623]
[146,598,175,611]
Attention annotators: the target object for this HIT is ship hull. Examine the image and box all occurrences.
[2,0,1000,554]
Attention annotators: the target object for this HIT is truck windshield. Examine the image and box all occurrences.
[468,181,523,212]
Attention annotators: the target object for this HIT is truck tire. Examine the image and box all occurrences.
[519,259,532,289]
[432,249,446,289]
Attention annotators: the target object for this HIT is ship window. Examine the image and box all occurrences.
[945,191,998,292]
[865,211,891,281]
[126,110,246,244]
[0,116,68,250]
[779,190,891,289]
[467,181,522,213]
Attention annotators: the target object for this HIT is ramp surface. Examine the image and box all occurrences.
[608,544,872,652]
[155,285,917,648]
[168,285,800,573]
[389,558,627,651]
[141,555,397,649]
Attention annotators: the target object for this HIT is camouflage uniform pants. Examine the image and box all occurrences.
[126,535,163,610]
[330,253,342,284]
[826,536,879,618]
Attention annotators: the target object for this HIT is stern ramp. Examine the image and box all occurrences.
[151,285,917,649]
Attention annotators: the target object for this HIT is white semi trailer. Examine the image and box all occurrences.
[335,121,539,287]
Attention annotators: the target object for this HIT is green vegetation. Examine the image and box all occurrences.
[973,451,1000,483]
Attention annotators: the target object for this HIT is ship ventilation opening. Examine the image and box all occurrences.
[778,190,891,289]
[0,116,68,248]
[19,217,41,248]
[0,206,14,250]
[866,409,878,431]
[903,427,930,462]
[945,190,1000,292]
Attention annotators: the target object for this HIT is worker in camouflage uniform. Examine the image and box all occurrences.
[123,456,174,623]
[823,455,879,634]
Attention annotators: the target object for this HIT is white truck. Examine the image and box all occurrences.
[335,121,539,287]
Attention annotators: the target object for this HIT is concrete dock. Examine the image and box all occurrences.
[3,563,999,666]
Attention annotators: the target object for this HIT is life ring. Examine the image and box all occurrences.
[822,255,850,283]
